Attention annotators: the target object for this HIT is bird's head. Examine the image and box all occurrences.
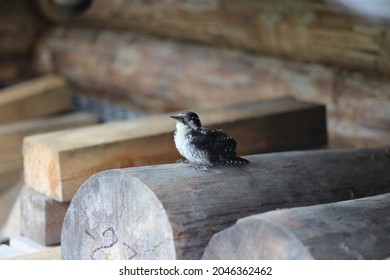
[170,111,202,130]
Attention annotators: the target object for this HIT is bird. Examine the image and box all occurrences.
[170,111,249,168]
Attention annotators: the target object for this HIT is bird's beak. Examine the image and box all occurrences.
[170,115,183,121]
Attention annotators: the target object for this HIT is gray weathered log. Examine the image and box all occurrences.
[61,147,390,260]
[202,193,390,260]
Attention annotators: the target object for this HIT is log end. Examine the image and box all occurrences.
[60,169,176,260]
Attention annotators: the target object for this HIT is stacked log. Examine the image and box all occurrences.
[60,147,390,259]
[37,0,390,75]
[33,26,390,148]
[20,97,327,245]
[23,97,326,202]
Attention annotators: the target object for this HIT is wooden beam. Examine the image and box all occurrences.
[60,147,390,260]
[20,188,70,245]
[23,97,327,202]
[0,112,98,191]
[0,75,71,124]
[36,0,390,75]
[0,112,98,165]
[7,246,60,260]
[202,193,390,260]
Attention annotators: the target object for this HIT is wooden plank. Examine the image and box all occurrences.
[36,0,390,75]
[0,112,98,166]
[20,188,70,245]
[60,147,390,260]
[0,112,98,191]
[0,74,71,124]
[202,193,390,260]
[23,97,327,202]
[7,246,60,260]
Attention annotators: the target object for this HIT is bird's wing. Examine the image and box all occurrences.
[190,128,215,151]
[211,129,249,165]
[210,129,237,158]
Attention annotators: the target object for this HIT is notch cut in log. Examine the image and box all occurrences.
[20,188,70,246]
[0,74,71,124]
[60,147,390,260]
[202,193,390,260]
[23,97,327,202]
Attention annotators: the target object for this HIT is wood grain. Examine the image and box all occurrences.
[61,147,390,259]
[23,97,327,202]
[20,188,70,245]
[33,26,390,147]
[0,112,98,191]
[202,193,390,260]
[0,74,71,124]
[36,0,390,75]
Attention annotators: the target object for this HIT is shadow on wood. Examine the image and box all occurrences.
[61,147,390,260]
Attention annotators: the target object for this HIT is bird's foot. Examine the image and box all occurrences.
[188,164,212,172]
[176,159,189,164]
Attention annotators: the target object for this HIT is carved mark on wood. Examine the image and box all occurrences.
[89,227,118,260]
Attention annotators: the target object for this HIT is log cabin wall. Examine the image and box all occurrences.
[8,0,390,147]
[0,0,46,87]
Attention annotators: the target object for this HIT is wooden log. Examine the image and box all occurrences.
[33,27,390,148]
[36,0,390,75]
[20,188,70,245]
[202,193,390,260]
[29,26,350,111]
[0,0,45,56]
[60,147,390,260]
[23,97,327,202]
[0,75,71,124]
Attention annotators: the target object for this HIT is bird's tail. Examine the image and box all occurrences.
[220,156,250,165]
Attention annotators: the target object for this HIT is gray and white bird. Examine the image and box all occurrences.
[170,111,249,167]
